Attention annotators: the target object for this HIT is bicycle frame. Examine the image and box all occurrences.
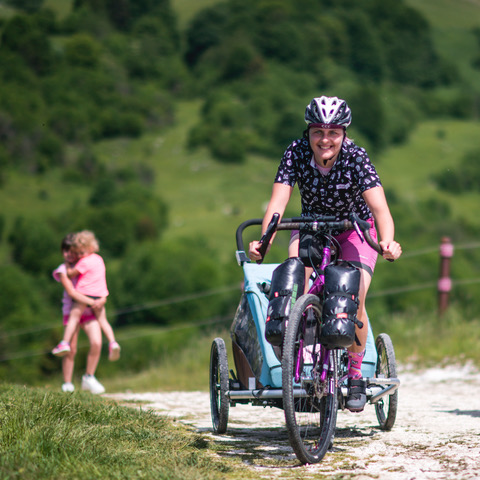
[301,235,337,388]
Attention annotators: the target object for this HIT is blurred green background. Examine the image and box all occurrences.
[0,0,479,391]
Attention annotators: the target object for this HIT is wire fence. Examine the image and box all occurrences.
[2,242,480,362]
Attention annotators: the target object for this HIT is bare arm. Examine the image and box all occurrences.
[66,265,80,279]
[363,186,402,260]
[249,183,294,261]
[58,272,105,308]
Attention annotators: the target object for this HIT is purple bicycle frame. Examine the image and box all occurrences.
[293,243,333,384]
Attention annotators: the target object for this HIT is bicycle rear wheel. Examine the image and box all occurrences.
[282,294,338,464]
[209,337,229,433]
[375,333,398,430]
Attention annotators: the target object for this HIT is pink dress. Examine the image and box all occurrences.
[52,264,96,325]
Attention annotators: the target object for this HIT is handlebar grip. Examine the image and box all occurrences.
[256,213,280,264]
[350,213,394,262]
[361,222,395,262]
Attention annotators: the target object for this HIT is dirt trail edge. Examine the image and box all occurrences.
[106,364,480,480]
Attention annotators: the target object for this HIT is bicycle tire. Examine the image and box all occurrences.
[374,333,398,430]
[282,294,338,464]
[209,337,229,433]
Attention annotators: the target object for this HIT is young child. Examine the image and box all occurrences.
[52,230,121,362]
[53,233,106,394]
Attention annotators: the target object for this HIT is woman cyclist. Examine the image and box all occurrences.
[249,96,402,412]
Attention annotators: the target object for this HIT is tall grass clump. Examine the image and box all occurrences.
[0,384,232,480]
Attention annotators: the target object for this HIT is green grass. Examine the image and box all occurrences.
[372,304,480,368]
[0,384,235,480]
[407,0,480,29]
[4,307,477,478]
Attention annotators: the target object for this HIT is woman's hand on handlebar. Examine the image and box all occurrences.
[379,240,402,261]
[249,240,268,262]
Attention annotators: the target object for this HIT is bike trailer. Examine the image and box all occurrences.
[231,262,283,389]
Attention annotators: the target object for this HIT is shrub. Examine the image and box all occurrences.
[111,236,223,326]
[433,149,480,193]
[65,33,101,68]
[95,109,145,139]
[8,216,58,275]
[1,14,53,74]
[56,179,168,256]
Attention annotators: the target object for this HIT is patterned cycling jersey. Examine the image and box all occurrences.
[274,136,382,227]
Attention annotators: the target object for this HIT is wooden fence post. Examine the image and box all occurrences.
[438,237,454,316]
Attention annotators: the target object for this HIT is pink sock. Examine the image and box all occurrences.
[348,350,365,379]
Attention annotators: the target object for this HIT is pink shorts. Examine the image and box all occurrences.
[334,217,378,275]
[63,312,96,327]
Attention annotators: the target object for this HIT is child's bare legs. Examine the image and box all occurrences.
[94,306,115,343]
[81,319,105,394]
[61,325,80,391]
[63,303,87,344]
[62,327,79,382]
[82,320,102,376]
[94,304,121,361]
[52,305,86,357]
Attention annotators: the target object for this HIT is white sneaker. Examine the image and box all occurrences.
[62,382,75,392]
[81,374,105,394]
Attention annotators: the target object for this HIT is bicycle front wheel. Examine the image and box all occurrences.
[282,294,338,465]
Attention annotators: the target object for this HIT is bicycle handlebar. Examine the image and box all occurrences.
[256,212,279,264]
[235,213,390,265]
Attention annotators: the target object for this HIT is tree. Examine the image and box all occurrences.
[111,237,223,326]
[65,33,101,68]
[1,14,53,74]
[8,216,58,275]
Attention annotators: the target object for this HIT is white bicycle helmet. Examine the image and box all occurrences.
[305,96,352,128]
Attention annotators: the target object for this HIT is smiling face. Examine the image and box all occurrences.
[308,126,344,166]
[62,248,79,264]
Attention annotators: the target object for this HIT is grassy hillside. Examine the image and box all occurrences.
[377,120,480,224]
[405,0,480,90]
[93,100,302,264]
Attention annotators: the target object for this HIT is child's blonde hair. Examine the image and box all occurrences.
[73,230,100,254]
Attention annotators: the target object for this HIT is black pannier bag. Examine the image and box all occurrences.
[320,261,360,349]
[265,257,305,346]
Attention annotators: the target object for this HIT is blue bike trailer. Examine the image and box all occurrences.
[231,262,283,389]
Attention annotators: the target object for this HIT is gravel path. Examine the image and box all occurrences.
[106,364,480,479]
